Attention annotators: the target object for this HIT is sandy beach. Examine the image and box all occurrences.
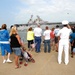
[0,44,75,75]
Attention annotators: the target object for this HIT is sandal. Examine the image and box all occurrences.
[31,59,35,63]
[24,63,28,66]
[19,61,23,64]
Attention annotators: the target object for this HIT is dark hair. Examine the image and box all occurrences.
[56,25,59,28]
[45,26,49,30]
[1,24,7,29]
[72,26,75,33]
[28,27,32,31]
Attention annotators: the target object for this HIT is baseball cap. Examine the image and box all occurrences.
[62,20,69,25]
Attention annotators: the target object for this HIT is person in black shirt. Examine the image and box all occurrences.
[10,26,24,69]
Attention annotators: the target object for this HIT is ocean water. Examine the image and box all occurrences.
[18,29,27,43]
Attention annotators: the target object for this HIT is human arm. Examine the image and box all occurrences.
[67,24,71,29]
[16,34,24,47]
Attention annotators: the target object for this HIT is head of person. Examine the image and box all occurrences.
[62,20,69,27]
[1,24,7,30]
[28,27,32,31]
[51,27,55,31]
[45,26,49,30]
[37,24,40,27]
[56,25,59,28]
[10,26,17,36]
[72,26,75,33]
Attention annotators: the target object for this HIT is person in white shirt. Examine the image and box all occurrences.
[54,25,60,52]
[57,20,72,65]
[34,24,42,53]
[43,26,51,53]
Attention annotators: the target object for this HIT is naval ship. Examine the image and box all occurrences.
[11,15,75,30]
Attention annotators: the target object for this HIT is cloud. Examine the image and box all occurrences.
[14,0,75,24]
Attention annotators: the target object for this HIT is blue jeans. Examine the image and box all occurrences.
[12,47,21,56]
[44,40,51,52]
[35,36,41,52]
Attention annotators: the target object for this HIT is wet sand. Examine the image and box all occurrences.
[0,44,75,75]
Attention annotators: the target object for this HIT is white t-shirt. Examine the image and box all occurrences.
[34,27,42,37]
[57,27,72,40]
[43,30,51,40]
[54,28,60,36]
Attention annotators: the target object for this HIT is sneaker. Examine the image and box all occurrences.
[58,62,61,64]
[65,63,68,65]
[6,59,12,63]
[3,60,6,63]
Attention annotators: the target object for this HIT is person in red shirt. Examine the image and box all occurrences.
[50,28,55,50]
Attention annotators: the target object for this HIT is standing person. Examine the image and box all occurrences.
[50,27,55,50]
[0,24,12,63]
[34,24,42,53]
[71,39,75,58]
[57,20,72,65]
[27,27,34,51]
[70,26,75,57]
[43,26,51,53]
[10,26,24,69]
[54,25,60,52]
[0,28,1,54]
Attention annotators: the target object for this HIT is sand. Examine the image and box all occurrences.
[0,44,75,75]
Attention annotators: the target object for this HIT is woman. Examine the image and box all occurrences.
[27,27,34,51]
[0,24,12,63]
[10,26,24,69]
[50,28,55,50]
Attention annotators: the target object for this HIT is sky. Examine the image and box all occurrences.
[0,0,75,28]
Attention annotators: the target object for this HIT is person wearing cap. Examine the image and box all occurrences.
[33,24,42,53]
[57,20,72,65]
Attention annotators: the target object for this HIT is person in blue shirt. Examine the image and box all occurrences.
[0,24,12,63]
[70,26,75,57]
[0,28,1,54]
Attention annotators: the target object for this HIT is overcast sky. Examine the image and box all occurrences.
[0,0,75,28]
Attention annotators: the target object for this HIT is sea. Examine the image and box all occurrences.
[18,29,27,43]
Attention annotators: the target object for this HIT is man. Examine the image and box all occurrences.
[43,26,51,53]
[34,24,42,53]
[70,26,75,57]
[57,20,72,65]
[54,25,60,52]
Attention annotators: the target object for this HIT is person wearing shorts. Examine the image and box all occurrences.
[27,27,34,51]
[0,24,12,63]
[10,26,24,69]
[54,25,60,52]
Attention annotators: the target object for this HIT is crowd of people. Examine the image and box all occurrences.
[0,20,75,69]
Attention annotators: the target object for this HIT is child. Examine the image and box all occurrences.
[71,39,75,58]
[19,47,35,66]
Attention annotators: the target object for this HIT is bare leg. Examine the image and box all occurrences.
[56,43,58,52]
[15,55,21,68]
[7,53,10,60]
